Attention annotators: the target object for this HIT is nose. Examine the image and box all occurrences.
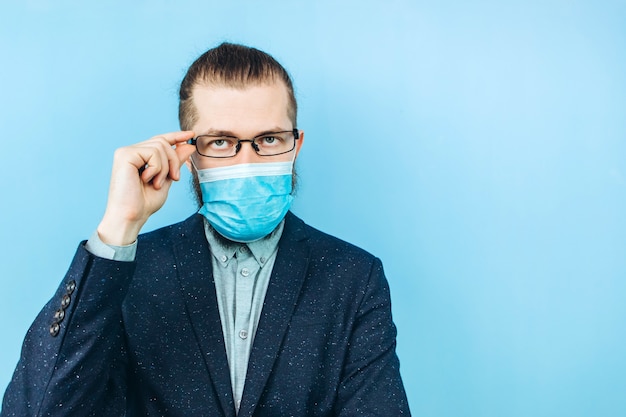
[234,140,259,164]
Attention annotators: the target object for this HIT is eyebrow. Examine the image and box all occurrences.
[199,127,291,137]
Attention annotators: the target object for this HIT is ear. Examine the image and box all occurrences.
[294,130,304,158]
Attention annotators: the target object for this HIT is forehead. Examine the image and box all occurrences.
[191,82,292,134]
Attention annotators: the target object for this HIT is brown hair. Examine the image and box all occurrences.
[178,42,297,130]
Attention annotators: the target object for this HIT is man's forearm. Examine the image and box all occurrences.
[1,244,135,416]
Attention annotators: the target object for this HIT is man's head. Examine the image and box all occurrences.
[179,43,302,206]
[179,42,297,132]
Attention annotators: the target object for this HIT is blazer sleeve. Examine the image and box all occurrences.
[1,243,135,417]
[334,257,411,416]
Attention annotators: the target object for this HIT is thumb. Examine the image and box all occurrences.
[172,143,197,180]
[176,142,197,165]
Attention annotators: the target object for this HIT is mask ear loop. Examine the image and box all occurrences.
[189,152,200,173]
[190,153,213,185]
[289,139,298,168]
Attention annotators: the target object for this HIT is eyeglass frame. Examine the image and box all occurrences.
[188,128,300,158]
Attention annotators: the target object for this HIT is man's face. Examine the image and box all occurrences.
[189,81,303,170]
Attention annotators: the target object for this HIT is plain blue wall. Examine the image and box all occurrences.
[1,1,625,415]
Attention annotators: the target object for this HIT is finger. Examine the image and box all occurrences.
[150,138,178,188]
[113,146,158,185]
[170,143,197,180]
[138,163,149,176]
[138,150,163,184]
[158,136,194,183]
[147,132,195,181]
[130,131,195,184]
[148,130,195,147]
[136,143,170,184]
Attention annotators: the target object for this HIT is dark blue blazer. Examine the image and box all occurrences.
[2,212,410,416]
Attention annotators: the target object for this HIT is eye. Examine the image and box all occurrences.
[259,135,283,147]
[195,136,237,156]
[208,137,235,149]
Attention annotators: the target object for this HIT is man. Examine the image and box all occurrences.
[2,43,410,416]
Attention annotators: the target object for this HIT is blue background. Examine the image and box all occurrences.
[1,1,625,415]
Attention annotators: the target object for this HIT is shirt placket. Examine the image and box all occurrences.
[232,246,259,408]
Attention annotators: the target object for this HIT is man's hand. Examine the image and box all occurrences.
[97,131,196,246]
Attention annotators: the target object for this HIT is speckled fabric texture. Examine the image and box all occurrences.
[1,212,410,416]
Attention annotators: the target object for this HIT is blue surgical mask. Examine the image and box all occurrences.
[195,161,294,242]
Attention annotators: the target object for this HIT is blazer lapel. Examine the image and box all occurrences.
[238,213,311,417]
[173,215,236,417]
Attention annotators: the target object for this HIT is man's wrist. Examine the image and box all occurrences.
[85,230,137,261]
[97,214,144,246]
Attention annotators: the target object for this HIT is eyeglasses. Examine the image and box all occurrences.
[188,129,299,158]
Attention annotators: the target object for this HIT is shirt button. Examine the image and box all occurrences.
[239,246,247,253]
[239,329,248,339]
[241,268,250,277]
[220,255,227,263]
[260,257,266,264]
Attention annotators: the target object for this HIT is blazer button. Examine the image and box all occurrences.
[54,309,65,322]
[66,280,76,295]
[49,322,60,337]
[61,294,71,309]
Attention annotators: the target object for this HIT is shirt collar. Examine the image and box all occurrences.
[203,218,284,268]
